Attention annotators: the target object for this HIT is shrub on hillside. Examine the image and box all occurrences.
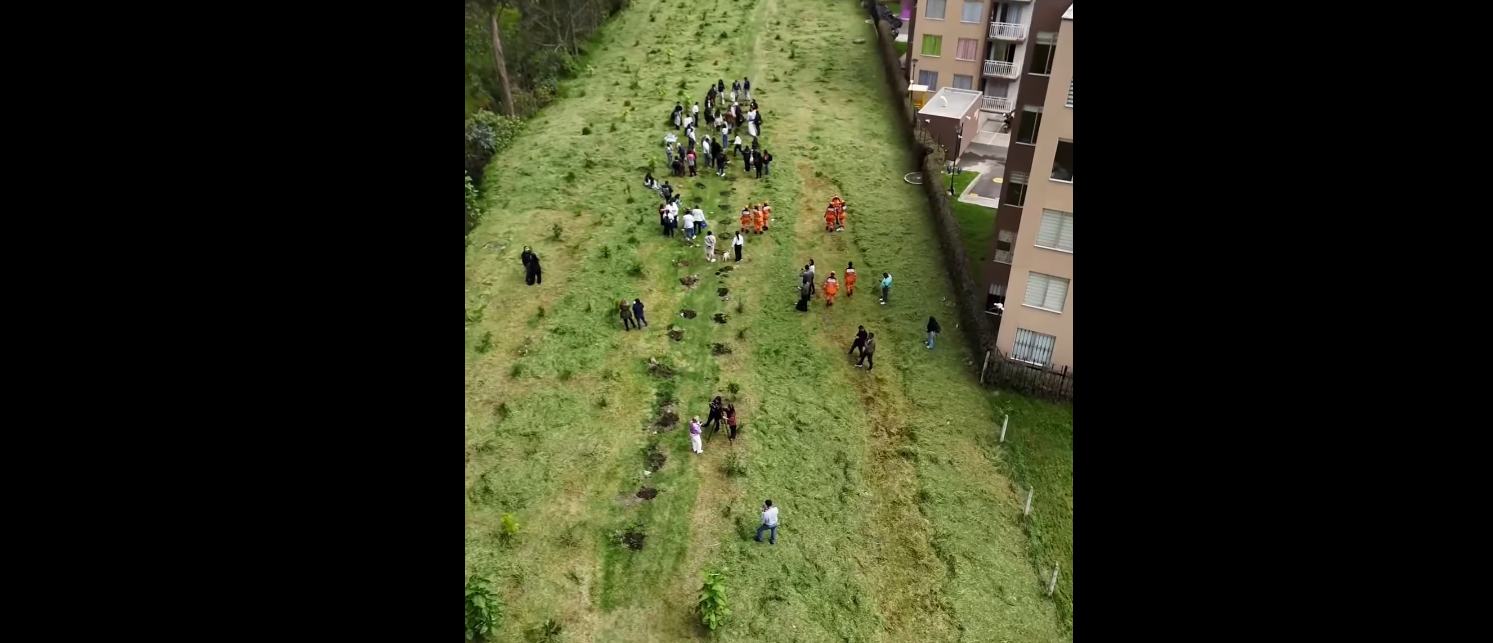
[465,577,500,641]
[465,109,524,187]
[465,171,483,234]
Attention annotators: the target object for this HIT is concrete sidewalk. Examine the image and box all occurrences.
[955,139,1006,208]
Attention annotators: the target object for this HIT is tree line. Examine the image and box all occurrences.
[465,0,632,237]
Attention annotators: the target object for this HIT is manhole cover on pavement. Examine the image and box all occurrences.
[904,172,923,185]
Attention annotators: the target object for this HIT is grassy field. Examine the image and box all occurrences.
[464,1,1072,641]
[948,170,996,273]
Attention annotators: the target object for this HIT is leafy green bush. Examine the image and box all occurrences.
[697,570,731,631]
[501,513,520,541]
[465,577,500,641]
[466,171,483,234]
[465,109,524,186]
[476,332,493,353]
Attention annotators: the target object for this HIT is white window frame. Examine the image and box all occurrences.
[1012,328,1056,367]
[960,1,984,23]
[1035,210,1073,253]
[1066,76,1073,107]
[920,34,943,58]
[952,74,975,90]
[925,0,948,20]
[1022,271,1069,313]
[1050,139,1073,184]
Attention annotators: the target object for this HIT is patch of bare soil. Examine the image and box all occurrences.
[712,313,729,324]
[712,343,733,355]
[717,287,730,297]
[655,407,680,428]
[621,529,647,551]
[680,275,700,288]
[668,328,685,341]
[646,449,668,471]
[636,487,658,500]
[647,357,675,378]
[681,310,698,319]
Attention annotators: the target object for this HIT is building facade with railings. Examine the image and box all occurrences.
[983,3,1072,371]
[901,0,1047,131]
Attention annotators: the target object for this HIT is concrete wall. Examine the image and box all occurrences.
[994,7,1072,371]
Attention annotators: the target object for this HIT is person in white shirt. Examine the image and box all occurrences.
[691,206,706,234]
[704,230,716,262]
[692,102,700,117]
[682,209,697,242]
[732,231,744,262]
[755,499,779,544]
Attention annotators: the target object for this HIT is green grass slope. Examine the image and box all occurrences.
[464,1,1071,640]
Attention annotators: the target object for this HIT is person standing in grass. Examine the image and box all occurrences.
[682,208,697,244]
[743,77,752,101]
[686,149,697,177]
[619,300,637,331]
[752,204,765,234]
[796,279,812,312]
[761,201,772,230]
[848,325,867,357]
[633,299,648,328]
[733,230,744,262]
[879,272,893,304]
[726,404,739,444]
[690,416,704,454]
[808,260,817,296]
[753,148,764,178]
[755,499,778,545]
[844,262,857,297]
[715,149,728,177]
[706,396,725,439]
[704,229,717,263]
[740,205,752,231]
[926,316,941,349]
[856,333,876,370]
[824,272,839,307]
[761,149,773,175]
[521,246,539,286]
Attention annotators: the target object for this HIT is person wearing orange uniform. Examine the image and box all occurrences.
[752,205,765,234]
[825,203,837,232]
[761,202,772,231]
[823,272,839,307]
[834,198,846,231]
[844,261,857,297]
[741,206,753,231]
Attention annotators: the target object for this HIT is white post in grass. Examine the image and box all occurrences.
[1047,563,1059,596]
[1023,487,1033,517]
[980,350,990,383]
[999,415,1008,443]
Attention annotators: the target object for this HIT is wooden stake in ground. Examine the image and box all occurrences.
[999,414,1008,443]
[1023,486,1033,517]
[980,350,990,383]
[1047,563,1059,596]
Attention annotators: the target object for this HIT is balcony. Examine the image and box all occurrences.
[981,95,1012,113]
[983,60,1018,79]
[989,22,1027,41]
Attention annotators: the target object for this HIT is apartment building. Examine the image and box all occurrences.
[902,0,1036,126]
[983,4,1072,371]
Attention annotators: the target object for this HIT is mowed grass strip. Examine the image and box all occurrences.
[465,1,1069,641]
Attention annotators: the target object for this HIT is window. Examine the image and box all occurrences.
[994,229,1014,263]
[925,0,947,19]
[953,74,974,90]
[1067,76,1073,107]
[1051,140,1073,182]
[986,282,1006,314]
[921,35,943,57]
[1030,32,1058,75]
[1013,329,1056,367]
[961,1,983,22]
[1005,171,1027,207]
[1023,272,1069,312]
[1016,105,1042,145]
[1036,210,1073,252]
[955,38,979,60]
[918,70,939,90]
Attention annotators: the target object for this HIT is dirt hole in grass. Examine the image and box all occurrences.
[681,309,698,318]
[694,182,706,189]
[646,449,668,470]
[718,287,729,297]
[717,202,732,210]
[680,275,700,287]
[716,265,734,274]
[636,487,658,499]
[622,530,647,551]
[719,190,733,197]
[656,406,679,428]
[713,313,729,324]
[668,329,685,341]
[712,343,733,355]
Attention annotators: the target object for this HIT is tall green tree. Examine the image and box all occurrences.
[470,0,516,116]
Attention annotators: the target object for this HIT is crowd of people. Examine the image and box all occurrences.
[666,78,774,180]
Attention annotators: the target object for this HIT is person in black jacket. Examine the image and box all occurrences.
[633,299,649,328]
[521,246,542,285]
[849,325,868,357]
[705,395,725,439]
[926,317,941,349]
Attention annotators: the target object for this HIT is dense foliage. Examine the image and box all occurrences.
[697,570,731,632]
[464,576,500,640]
